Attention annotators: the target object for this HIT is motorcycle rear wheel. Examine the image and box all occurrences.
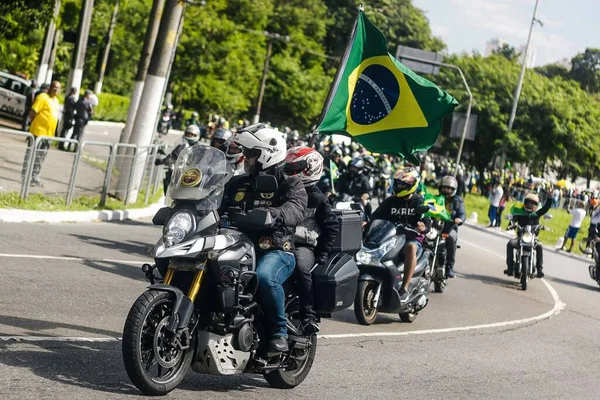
[354,280,379,325]
[122,290,194,396]
[264,335,318,389]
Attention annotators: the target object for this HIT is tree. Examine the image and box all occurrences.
[492,43,519,62]
[569,48,600,94]
[0,0,55,41]
[535,63,570,80]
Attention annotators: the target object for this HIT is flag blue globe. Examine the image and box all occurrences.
[350,64,400,125]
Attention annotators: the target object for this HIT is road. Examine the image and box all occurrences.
[1,222,599,399]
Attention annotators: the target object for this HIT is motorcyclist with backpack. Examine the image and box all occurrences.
[154,124,201,193]
[219,125,307,352]
[283,146,340,334]
[504,193,552,278]
[370,167,431,304]
[439,175,466,278]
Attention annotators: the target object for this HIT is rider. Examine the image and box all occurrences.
[210,127,233,151]
[504,192,552,278]
[439,175,466,278]
[155,124,201,193]
[220,126,307,352]
[337,157,373,215]
[224,140,245,176]
[186,111,201,127]
[283,146,339,334]
[371,168,431,304]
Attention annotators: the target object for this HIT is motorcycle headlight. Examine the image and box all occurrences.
[164,211,194,247]
[521,232,533,244]
[426,229,438,241]
[356,237,397,266]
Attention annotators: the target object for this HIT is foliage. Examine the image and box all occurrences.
[93,92,130,122]
[0,0,55,41]
[535,63,570,80]
[492,44,519,62]
[569,48,600,94]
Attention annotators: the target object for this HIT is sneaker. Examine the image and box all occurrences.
[399,289,410,304]
[446,266,456,278]
[30,180,44,187]
[536,270,545,278]
[269,336,289,352]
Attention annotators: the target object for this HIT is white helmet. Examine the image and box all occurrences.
[184,124,200,144]
[234,127,286,171]
[284,146,323,186]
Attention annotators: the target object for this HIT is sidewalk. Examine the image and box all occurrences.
[0,134,109,196]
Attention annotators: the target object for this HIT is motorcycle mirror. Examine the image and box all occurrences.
[505,215,513,220]
[152,207,172,226]
[544,214,553,220]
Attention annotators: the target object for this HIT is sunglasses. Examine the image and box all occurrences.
[242,148,261,159]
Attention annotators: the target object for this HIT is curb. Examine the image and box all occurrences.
[464,221,592,264]
[0,197,165,223]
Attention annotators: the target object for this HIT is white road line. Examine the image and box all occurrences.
[0,241,567,343]
[0,253,147,265]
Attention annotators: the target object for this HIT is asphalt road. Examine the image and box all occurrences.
[1,221,599,399]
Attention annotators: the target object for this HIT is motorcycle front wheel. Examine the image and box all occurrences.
[520,256,529,291]
[354,280,379,325]
[122,290,194,396]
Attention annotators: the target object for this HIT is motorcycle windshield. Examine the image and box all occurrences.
[166,146,232,209]
[364,219,396,248]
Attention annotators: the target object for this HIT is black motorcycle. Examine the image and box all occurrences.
[506,215,551,291]
[354,213,432,325]
[122,146,359,395]
[587,239,600,289]
[423,220,447,293]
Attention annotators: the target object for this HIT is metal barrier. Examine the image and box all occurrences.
[66,141,115,205]
[0,127,35,199]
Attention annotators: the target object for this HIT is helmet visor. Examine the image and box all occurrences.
[524,200,538,210]
[283,160,308,176]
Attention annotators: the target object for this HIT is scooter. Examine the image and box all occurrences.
[354,211,432,325]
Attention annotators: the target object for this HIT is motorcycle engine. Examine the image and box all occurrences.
[233,322,254,352]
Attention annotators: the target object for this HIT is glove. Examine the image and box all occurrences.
[154,158,163,166]
[315,253,329,265]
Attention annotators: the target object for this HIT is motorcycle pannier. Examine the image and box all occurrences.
[313,253,359,314]
[331,209,362,254]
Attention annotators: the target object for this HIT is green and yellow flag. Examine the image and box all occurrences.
[423,191,452,222]
[316,10,458,164]
[510,202,534,217]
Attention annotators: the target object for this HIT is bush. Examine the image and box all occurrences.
[93,92,130,123]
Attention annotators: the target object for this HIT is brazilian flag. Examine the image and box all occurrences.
[316,10,458,164]
[423,191,452,222]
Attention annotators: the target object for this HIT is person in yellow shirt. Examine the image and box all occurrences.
[21,81,61,187]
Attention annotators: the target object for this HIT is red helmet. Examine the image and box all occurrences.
[283,146,324,186]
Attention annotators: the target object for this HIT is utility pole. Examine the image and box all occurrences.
[119,0,165,147]
[252,32,290,124]
[94,0,119,94]
[507,0,542,132]
[67,0,95,93]
[119,0,185,204]
[45,29,62,84]
[36,0,61,84]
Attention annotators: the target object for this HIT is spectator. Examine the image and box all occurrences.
[487,180,504,228]
[59,87,78,149]
[68,90,94,151]
[560,201,587,253]
[552,186,560,208]
[496,186,510,228]
[21,80,62,187]
[22,80,38,131]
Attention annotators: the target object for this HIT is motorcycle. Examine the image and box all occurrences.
[354,212,433,325]
[587,238,600,289]
[158,113,170,136]
[506,215,551,291]
[122,146,359,395]
[423,220,448,293]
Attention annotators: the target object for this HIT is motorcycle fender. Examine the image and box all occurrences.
[149,284,194,330]
[358,273,383,284]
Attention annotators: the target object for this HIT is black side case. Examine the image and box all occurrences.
[331,209,363,254]
[313,253,359,315]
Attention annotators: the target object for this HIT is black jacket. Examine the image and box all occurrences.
[338,171,372,197]
[512,196,552,227]
[442,195,466,233]
[371,194,432,241]
[64,94,77,119]
[300,185,339,257]
[159,143,189,170]
[220,172,307,252]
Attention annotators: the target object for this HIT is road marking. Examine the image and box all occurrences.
[0,241,567,343]
[0,252,147,265]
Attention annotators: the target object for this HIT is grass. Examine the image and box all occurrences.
[81,153,120,177]
[0,189,163,212]
[462,193,591,256]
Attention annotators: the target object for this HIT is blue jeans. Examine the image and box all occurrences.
[256,250,296,338]
[488,205,498,226]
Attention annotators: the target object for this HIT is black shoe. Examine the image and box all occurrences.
[536,269,545,278]
[446,266,456,278]
[301,316,320,334]
[269,336,289,353]
[503,269,513,276]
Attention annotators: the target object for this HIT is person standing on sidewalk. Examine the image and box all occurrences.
[21,80,38,131]
[560,201,587,253]
[488,180,503,227]
[495,186,510,228]
[59,87,77,149]
[21,80,61,187]
[69,90,94,151]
